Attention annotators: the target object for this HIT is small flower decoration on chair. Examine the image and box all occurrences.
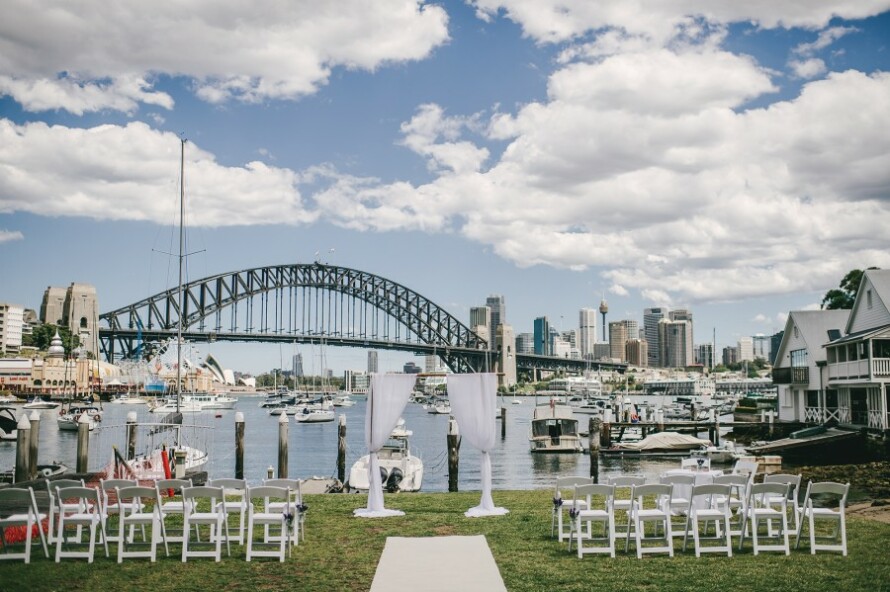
[553,496,563,509]
[568,506,580,520]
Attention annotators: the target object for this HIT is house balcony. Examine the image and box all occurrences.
[827,358,890,381]
[772,367,809,385]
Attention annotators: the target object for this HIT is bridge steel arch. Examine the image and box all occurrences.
[99,263,489,372]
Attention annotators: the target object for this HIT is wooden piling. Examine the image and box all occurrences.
[713,411,721,446]
[447,418,460,492]
[15,414,30,483]
[500,406,507,439]
[174,450,186,479]
[601,409,612,448]
[589,417,601,484]
[76,412,90,473]
[278,412,289,479]
[235,411,245,480]
[656,409,665,433]
[337,414,347,485]
[126,411,138,460]
[28,410,40,481]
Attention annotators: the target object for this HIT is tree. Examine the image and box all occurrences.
[821,268,879,310]
[22,324,80,355]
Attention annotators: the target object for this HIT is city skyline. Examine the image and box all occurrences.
[2,3,889,374]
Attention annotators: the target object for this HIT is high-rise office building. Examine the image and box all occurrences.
[292,353,304,378]
[625,338,648,366]
[579,308,597,359]
[738,336,755,362]
[723,346,740,366]
[769,331,784,365]
[659,318,693,368]
[695,344,714,368]
[643,307,668,367]
[486,294,505,335]
[668,309,694,367]
[367,350,378,374]
[516,332,534,354]
[609,321,628,361]
[752,334,770,360]
[533,316,550,356]
[470,306,492,348]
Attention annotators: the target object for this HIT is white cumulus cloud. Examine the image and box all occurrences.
[0,229,24,244]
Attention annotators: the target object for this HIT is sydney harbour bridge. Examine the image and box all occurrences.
[99,263,627,376]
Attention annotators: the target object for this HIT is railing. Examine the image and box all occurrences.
[804,407,841,424]
[772,367,809,385]
[873,358,890,377]
[867,409,888,430]
[828,360,870,380]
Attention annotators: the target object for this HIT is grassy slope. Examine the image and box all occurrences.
[5,489,890,592]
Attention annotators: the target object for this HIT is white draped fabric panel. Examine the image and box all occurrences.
[354,373,417,518]
[447,373,509,518]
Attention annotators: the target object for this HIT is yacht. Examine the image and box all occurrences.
[529,403,584,453]
[294,408,336,423]
[148,392,235,413]
[57,405,102,431]
[23,396,60,410]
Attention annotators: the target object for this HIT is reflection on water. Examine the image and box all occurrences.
[1,396,721,491]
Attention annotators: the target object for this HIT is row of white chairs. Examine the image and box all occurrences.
[0,476,307,564]
[553,474,849,559]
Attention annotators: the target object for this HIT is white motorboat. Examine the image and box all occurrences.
[333,394,355,407]
[427,401,451,415]
[348,431,423,493]
[390,417,412,439]
[108,393,148,405]
[0,406,18,441]
[57,405,102,431]
[294,408,336,423]
[149,397,203,413]
[529,403,584,453]
[23,397,60,409]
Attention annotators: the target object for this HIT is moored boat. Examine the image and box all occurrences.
[0,406,18,440]
[23,396,60,410]
[529,403,584,453]
[294,408,336,423]
[348,431,423,493]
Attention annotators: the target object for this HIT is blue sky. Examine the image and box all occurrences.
[1,1,889,374]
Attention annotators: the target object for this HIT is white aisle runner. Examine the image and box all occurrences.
[370,536,508,592]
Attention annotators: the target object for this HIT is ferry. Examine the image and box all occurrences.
[529,402,583,453]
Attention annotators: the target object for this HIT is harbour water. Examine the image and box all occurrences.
[0,395,718,491]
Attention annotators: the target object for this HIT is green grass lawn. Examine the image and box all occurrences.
[5,490,890,592]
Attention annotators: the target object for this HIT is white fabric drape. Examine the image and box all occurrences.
[447,373,509,518]
[354,373,416,518]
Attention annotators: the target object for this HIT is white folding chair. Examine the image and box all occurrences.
[245,485,290,562]
[764,473,802,533]
[54,486,109,563]
[713,474,749,540]
[567,484,616,558]
[607,476,647,542]
[659,473,696,538]
[551,476,592,542]
[625,483,674,558]
[739,482,790,556]
[182,486,230,562]
[45,478,84,545]
[682,484,733,557]
[263,478,304,545]
[99,478,141,544]
[155,478,193,544]
[795,481,849,556]
[207,478,248,545]
[0,487,49,563]
[115,485,168,562]
[732,460,758,485]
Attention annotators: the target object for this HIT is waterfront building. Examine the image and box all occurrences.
[772,309,849,425]
[625,338,648,367]
[738,336,755,362]
[643,307,668,368]
[0,302,24,355]
[470,306,492,348]
[579,308,597,359]
[644,375,715,398]
[367,351,378,374]
[40,286,67,326]
[516,332,534,355]
[533,316,550,356]
[813,269,890,436]
[552,338,572,359]
[0,358,32,392]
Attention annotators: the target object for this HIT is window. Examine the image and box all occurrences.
[790,349,808,367]
[867,289,873,309]
[837,346,847,362]
[827,347,837,363]
[848,344,858,361]
[793,326,799,338]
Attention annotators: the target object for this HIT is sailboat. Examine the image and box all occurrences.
[106,139,209,480]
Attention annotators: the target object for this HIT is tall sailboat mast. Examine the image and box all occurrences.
[176,138,186,414]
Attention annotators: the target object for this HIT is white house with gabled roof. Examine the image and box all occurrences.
[822,269,890,436]
[773,309,849,425]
